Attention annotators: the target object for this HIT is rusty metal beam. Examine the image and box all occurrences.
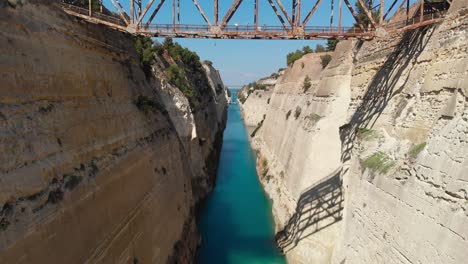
[192,0,212,26]
[177,0,180,23]
[144,0,166,28]
[419,0,424,22]
[135,0,156,27]
[254,0,259,29]
[343,0,365,31]
[357,0,377,28]
[275,0,294,26]
[379,0,384,24]
[110,0,130,25]
[383,0,399,21]
[267,0,290,30]
[406,0,409,22]
[297,0,301,26]
[390,0,409,23]
[214,0,218,25]
[172,0,175,29]
[338,0,342,31]
[302,0,323,27]
[292,0,296,25]
[220,0,244,29]
[130,0,134,23]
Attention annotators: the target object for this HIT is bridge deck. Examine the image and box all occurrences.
[60,2,446,40]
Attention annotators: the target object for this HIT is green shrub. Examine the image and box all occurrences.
[261,158,269,177]
[327,39,339,51]
[134,95,165,114]
[47,189,64,204]
[320,55,332,68]
[286,46,314,66]
[160,38,210,111]
[303,75,311,92]
[362,152,395,174]
[0,218,10,232]
[315,44,326,53]
[135,36,157,77]
[63,174,82,191]
[251,116,265,137]
[166,64,196,106]
[357,128,378,140]
[305,113,321,122]
[408,143,427,159]
[238,93,247,104]
[294,106,302,119]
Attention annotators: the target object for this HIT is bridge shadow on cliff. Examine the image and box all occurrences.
[340,26,435,162]
[275,168,344,252]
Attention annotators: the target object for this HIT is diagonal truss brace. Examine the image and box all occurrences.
[343,0,366,31]
[275,0,294,26]
[267,0,290,30]
[357,0,377,28]
[110,0,130,25]
[144,0,167,28]
[136,0,157,27]
[191,0,212,26]
[383,0,399,21]
[302,0,323,27]
[220,0,244,29]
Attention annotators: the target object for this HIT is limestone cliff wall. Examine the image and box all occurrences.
[0,1,227,263]
[238,72,283,127]
[241,1,468,263]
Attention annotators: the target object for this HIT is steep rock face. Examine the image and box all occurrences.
[241,47,353,263]
[334,3,468,263]
[241,2,467,263]
[0,1,227,263]
[238,71,283,127]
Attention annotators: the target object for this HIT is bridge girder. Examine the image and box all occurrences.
[64,0,448,40]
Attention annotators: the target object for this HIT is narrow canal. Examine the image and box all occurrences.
[196,90,286,264]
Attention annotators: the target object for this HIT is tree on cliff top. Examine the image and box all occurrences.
[353,0,379,29]
[286,46,314,66]
[315,44,326,53]
[326,39,339,51]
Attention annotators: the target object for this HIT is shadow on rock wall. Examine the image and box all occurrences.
[340,26,435,162]
[276,167,344,252]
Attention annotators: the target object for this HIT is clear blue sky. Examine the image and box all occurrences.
[103,0,413,85]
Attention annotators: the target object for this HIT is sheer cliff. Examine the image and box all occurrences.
[0,1,227,263]
[240,1,467,263]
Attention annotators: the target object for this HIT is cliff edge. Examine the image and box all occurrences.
[240,1,467,263]
[0,1,227,263]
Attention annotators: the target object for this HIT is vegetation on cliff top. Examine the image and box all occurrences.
[408,142,427,159]
[320,54,332,68]
[134,95,166,114]
[362,152,395,174]
[303,75,312,92]
[286,42,337,66]
[134,37,212,111]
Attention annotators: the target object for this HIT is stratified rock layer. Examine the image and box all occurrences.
[0,1,227,263]
[240,2,468,263]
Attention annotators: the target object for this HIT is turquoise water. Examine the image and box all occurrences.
[196,90,286,264]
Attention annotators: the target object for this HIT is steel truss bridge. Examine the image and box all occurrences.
[60,0,450,39]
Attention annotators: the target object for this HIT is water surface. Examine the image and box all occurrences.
[196,90,286,264]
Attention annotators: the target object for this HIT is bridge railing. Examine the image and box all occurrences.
[61,3,125,26]
[384,10,446,30]
[145,24,369,35]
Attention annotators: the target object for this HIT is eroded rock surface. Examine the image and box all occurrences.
[240,2,468,263]
[0,1,227,263]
